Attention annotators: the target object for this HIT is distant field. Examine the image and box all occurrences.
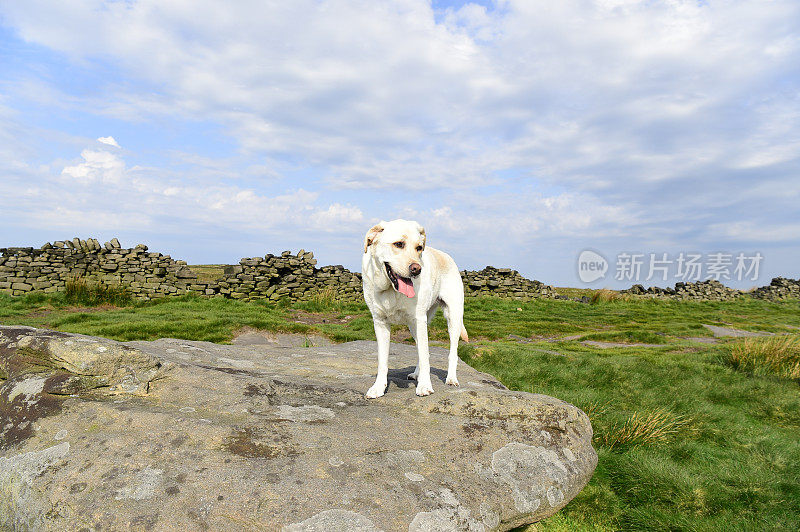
[1,291,798,531]
[553,286,597,298]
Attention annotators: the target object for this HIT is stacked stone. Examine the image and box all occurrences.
[461,266,556,299]
[0,247,53,295]
[750,277,800,301]
[622,279,743,301]
[215,250,362,302]
[0,238,216,299]
[313,264,362,301]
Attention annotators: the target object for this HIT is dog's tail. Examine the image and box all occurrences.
[460,326,469,343]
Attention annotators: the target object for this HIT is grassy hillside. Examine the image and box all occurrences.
[1,291,798,530]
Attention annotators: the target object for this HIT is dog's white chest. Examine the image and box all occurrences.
[372,291,418,324]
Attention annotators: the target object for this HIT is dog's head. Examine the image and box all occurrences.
[363,219,426,298]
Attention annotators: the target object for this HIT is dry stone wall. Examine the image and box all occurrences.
[622,277,800,301]
[750,277,800,301]
[622,279,743,301]
[462,266,557,299]
[216,250,363,302]
[3,238,797,303]
[0,238,212,300]
[0,238,561,303]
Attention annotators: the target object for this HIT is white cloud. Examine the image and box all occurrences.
[97,136,121,148]
[707,221,800,243]
[3,0,798,198]
[61,149,126,185]
[25,141,368,237]
[732,142,800,170]
[310,203,365,230]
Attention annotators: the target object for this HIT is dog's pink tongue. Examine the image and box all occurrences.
[397,277,415,298]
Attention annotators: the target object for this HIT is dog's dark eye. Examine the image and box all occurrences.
[393,241,405,249]
[416,245,423,252]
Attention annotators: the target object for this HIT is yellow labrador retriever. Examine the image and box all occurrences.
[362,219,468,398]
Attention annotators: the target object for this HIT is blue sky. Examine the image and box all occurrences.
[1,0,798,288]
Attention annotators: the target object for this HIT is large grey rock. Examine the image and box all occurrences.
[0,326,596,531]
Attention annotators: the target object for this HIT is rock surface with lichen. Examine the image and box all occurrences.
[0,325,596,531]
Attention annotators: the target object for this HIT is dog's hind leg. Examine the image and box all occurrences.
[439,282,465,387]
[413,313,434,396]
[441,304,462,386]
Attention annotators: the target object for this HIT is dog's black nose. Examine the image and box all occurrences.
[409,262,421,276]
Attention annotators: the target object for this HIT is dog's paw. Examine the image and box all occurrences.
[365,382,387,399]
[445,374,459,386]
[415,381,434,396]
[407,369,419,381]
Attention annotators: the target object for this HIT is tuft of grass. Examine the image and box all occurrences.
[728,335,800,380]
[600,409,697,451]
[580,400,610,421]
[64,276,132,307]
[590,289,627,304]
[306,287,339,308]
[294,287,365,314]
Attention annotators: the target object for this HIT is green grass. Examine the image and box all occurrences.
[454,296,800,340]
[1,291,800,530]
[459,338,800,531]
[64,276,132,306]
[7,290,798,344]
[0,292,310,343]
[0,290,376,344]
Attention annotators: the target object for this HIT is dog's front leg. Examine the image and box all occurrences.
[413,313,434,396]
[366,318,391,398]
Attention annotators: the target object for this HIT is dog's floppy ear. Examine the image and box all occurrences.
[363,222,385,253]
[416,223,426,250]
